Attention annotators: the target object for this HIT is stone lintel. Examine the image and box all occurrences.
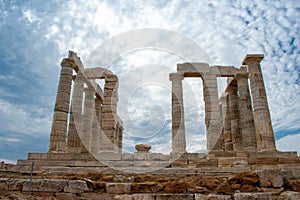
[210,66,238,77]
[242,54,264,65]
[169,73,184,81]
[234,72,249,80]
[177,62,209,77]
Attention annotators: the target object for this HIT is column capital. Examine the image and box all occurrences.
[234,72,249,80]
[242,54,264,65]
[61,58,76,69]
[169,73,184,81]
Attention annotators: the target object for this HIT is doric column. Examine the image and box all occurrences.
[203,74,222,151]
[118,126,123,153]
[100,74,119,152]
[170,73,186,153]
[82,87,95,152]
[243,54,276,151]
[221,94,233,151]
[49,58,75,152]
[235,70,257,151]
[227,85,243,151]
[67,71,84,152]
[91,97,102,153]
[90,97,101,154]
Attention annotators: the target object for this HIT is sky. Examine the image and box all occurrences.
[0,0,299,164]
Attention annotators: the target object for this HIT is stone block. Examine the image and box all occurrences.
[280,191,300,200]
[55,193,78,200]
[106,183,131,194]
[257,169,283,188]
[195,194,231,200]
[22,179,68,192]
[0,178,27,191]
[27,153,48,160]
[233,192,272,200]
[156,194,191,200]
[114,194,154,200]
[64,180,89,193]
[131,182,162,193]
[97,153,122,161]
[80,193,115,200]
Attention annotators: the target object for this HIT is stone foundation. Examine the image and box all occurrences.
[1,168,300,199]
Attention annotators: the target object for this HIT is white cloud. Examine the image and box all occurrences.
[0,159,16,165]
[0,99,51,136]
[276,133,300,156]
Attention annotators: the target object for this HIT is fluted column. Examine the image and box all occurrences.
[170,73,186,153]
[235,71,257,151]
[82,87,95,152]
[227,85,242,151]
[100,74,119,152]
[118,126,123,153]
[203,74,222,151]
[92,97,102,153]
[243,54,276,151]
[221,94,233,151]
[49,58,75,152]
[67,71,84,152]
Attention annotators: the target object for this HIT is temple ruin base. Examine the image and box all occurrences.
[15,150,300,174]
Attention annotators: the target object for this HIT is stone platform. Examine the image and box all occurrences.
[16,151,300,175]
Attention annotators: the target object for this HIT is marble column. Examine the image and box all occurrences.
[92,97,102,153]
[227,85,243,151]
[67,71,84,152]
[118,126,123,153]
[170,73,186,153]
[49,58,75,152]
[100,75,119,152]
[82,87,95,152]
[203,74,222,151]
[221,94,233,151]
[235,71,257,151]
[243,54,276,151]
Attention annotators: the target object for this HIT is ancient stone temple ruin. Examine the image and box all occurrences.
[6,51,299,199]
[48,51,123,154]
[16,52,300,169]
[170,55,276,154]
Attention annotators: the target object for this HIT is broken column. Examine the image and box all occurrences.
[170,73,186,153]
[243,54,276,151]
[235,68,257,151]
[49,58,75,152]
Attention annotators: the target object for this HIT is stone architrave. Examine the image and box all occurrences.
[49,58,75,152]
[202,74,222,151]
[235,70,257,151]
[243,54,276,151]
[170,73,186,153]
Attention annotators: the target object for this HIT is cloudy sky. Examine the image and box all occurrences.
[0,0,299,163]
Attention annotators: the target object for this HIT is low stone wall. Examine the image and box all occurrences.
[1,170,300,199]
